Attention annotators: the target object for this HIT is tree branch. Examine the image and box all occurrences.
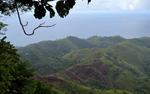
[14,0,56,36]
[31,22,56,35]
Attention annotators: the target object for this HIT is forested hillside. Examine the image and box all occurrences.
[18,36,150,94]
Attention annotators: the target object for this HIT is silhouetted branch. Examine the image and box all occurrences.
[30,22,56,35]
[14,0,56,36]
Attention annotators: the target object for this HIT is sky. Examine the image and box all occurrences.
[1,0,150,46]
[73,0,150,12]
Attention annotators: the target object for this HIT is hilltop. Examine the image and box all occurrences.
[18,36,150,94]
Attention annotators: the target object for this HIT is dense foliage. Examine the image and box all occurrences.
[0,37,65,94]
[0,37,33,94]
[0,0,91,19]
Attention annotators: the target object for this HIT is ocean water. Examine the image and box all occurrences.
[1,12,150,46]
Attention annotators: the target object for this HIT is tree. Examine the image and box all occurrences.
[0,22,7,35]
[0,0,91,35]
[0,37,33,94]
[0,0,78,18]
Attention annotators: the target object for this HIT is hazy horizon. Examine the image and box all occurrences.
[1,0,150,46]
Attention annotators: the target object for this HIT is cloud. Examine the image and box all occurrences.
[74,0,150,12]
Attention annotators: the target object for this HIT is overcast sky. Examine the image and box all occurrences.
[1,0,150,46]
[74,0,150,12]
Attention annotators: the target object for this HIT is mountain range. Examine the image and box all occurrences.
[18,36,150,94]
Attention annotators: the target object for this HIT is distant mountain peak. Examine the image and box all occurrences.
[66,36,79,39]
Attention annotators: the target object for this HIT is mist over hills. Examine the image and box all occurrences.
[18,36,150,94]
[5,13,150,46]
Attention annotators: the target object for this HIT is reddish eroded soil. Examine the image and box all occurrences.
[65,62,113,88]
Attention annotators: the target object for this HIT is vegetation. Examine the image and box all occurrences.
[0,22,7,30]
[1,1,149,94]
[0,35,138,94]
[19,36,150,94]
[0,37,64,94]
[0,37,33,94]
[0,0,79,18]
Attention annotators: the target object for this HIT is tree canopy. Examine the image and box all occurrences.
[0,36,68,94]
[0,37,33,94]
[0,0,92,35]
[0,0,91,19]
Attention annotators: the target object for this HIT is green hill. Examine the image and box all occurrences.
[18,36,95,75]
[87,36,125,47]
[18,36,150,94]
[63,42,150,89]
